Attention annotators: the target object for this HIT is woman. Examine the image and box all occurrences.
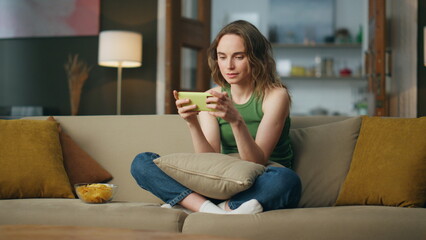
[131,20,301,214]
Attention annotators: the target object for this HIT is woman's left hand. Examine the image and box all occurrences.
[206,90,242,124]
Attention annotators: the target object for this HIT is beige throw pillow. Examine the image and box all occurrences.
[291,117,362,207]
[154,153,266,200]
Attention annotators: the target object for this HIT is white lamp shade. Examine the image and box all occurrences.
[98,30,142,68]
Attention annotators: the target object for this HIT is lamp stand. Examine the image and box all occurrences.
[117,64,122,115]
[98,31,142,115]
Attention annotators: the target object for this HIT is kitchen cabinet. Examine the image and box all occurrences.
[272,43,368,116]
[272,43,362,49]
[211,0,368,116]
[272,43,364,80]
[281,76,366,81]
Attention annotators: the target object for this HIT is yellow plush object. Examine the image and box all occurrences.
[0,119,74,199]
[335,116,426,207]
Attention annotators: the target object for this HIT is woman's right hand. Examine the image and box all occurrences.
[173,90,199,123]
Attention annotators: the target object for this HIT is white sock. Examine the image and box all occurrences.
[161,203,193,214]
[199,200,227,214]
[217,201,227,210]
[227,199,263,215]
[199,199,263,214]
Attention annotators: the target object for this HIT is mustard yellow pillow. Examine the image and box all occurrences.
[335,116,426,207]
[0,119,74,199]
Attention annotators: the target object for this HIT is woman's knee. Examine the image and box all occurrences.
[268,167,302,205]
[277,167,301,189]
[130,152,160,179]
[281,168,302,207]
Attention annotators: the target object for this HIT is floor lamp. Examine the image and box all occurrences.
[98,30,142,115]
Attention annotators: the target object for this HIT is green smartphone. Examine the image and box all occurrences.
[178,92,215,111]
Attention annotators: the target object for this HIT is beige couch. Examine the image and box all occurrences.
[0,115,425,240]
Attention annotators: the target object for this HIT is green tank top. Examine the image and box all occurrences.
[217,87,294,168]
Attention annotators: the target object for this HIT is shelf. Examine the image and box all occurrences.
[272,43,362,49]
[281,76,366,81]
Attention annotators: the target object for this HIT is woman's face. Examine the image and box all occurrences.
[216,34,251,85]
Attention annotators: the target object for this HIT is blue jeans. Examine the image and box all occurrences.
[130,152,302,211]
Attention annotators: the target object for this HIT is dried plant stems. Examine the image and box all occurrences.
[64,54,91,115]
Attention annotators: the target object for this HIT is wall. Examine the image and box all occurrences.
[0,0,157,115]
[387,0,418,117]
[156,0,166,115]
[417,0,426,117]
[211,0,364,41]
[211,0,270,39]
[335,0,365,40]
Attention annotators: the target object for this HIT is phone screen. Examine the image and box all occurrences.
[178,92,214,111]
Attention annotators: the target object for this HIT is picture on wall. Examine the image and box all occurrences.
[268,0,334,44]
[0,0,100,39]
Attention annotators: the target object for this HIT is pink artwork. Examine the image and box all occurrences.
[0,0,100,39]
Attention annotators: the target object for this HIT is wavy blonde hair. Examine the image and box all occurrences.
[208,20,289,100]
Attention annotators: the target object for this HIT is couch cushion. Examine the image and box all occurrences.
[291,117,361,207]
[47,116,113,186]
[335,116,426,207]
[0,119,74,199]
[291,116,351,129]
[154,153,266,200]
[0,199,187,233]
[25,115,194,204]
[182,206,426,240]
